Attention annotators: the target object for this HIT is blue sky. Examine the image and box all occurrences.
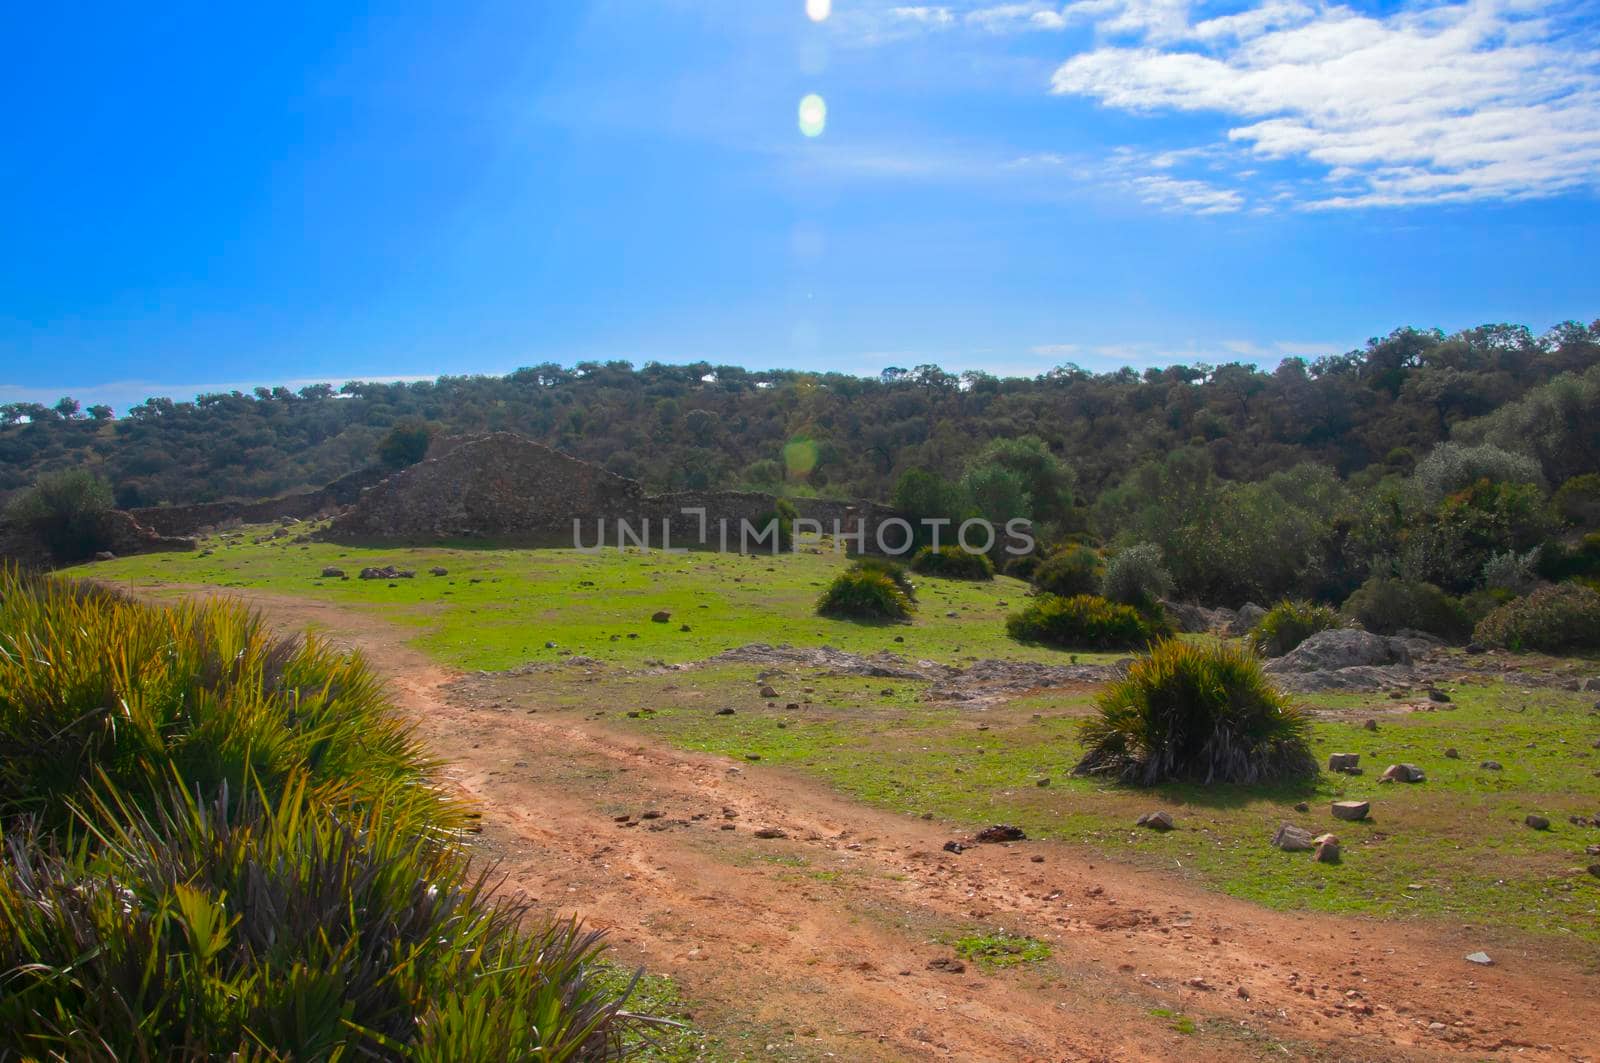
[3,0,1598,412]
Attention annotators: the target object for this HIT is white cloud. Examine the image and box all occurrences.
[1050,0,1600,207]
[1130,173,1244,212]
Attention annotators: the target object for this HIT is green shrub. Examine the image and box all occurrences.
[0,565,445,831]
[1535,532,1600,582]
[1005,593,1165,650]
[1248,599,1344,657]
[1553,473,1600,527]
[377,417,434,468]
[1473,583,1600,654]
[4,469,115,563]
[1002,553,1042,581]
[1340,576,1471,642]
[1481,547,1540,595]
[848,555,917,600]
[817,567,914,621]
[909,545,994,580]
[1100,543,1171,608]
[1032,544,1101,598]
[1075,640,1317,785]
[755,497,799,551]
[0,565,656,1058]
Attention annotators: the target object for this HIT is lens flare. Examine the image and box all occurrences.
[805,0,832,21]
[798,93,827,137]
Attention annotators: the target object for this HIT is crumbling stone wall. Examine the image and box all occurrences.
[130,466,385,537]
[322,432,911,553]
[0,509,195,569]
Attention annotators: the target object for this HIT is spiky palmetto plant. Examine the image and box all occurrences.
[0,563,662,1059]
[1075,639,1317,786]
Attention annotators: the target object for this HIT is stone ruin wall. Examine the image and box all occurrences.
[321,433,911,553]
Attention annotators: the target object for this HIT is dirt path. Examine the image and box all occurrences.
[196,589,1596,1061]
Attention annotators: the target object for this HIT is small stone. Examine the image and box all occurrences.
[429,566,448,576]
[1444,747,1459,759]
[320,566,345,578]
[1272,823,1316,851]
[753,827,787,839]
[974,824,1027,843]
[1464,642,1486,654]
[544,640,557,649]
[1136,810,1175,831]
[1480,760,1503,770]
[715,707,736,716]
[651,610,671,623]
[1236,986,1250,999]
[1379,763,1425,784]
[927,957,966,973]
[1036,777,1051,787]
[1464,951,1494,966]
[1331,800,1370,821]
[1427,689,1452,703]
[679,623,691,632]
[759,685,778,698]
[1313,833,1341,863]
[1328,752,1360,772]
[1363,719,1378,731]
[1525,814,1550,830]
[1294,802,1310,813]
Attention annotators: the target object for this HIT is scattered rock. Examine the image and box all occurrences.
[1331,800,1370,822]
[1136,810,1175,831]
[1328,752,1360,772]
[1464,642,1487,654]
[974,824,1027,843]
[926,957,966,974]
[429,566,448,576]
[942,840,968,854]
[759,685,778,698]
[651,610,671,623]
[1236,986,1250,1000]
[1464,951,1494,966]
[679,623,691,632]
[320,566,345,578]
[544,640,557,649]
[1525,814,1550,831]
[1035,777,1051,787]
[753,827,787,839]
[1264,628,1411,673]
[1362,718,1379,732]
[1272,823,1316,852]
[1480,760,1503,771]
[1444,747,1459,759]
[1313,834,1341,863]
[1426,688,1452,703]
[715,707,736,716]
[1229,602,1268,635]
[1379,763,1426,784]
[1294,802,1310,813]
[93,551,116,562]
[359,565,414,580]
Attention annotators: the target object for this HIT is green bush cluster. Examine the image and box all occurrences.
[0,565,654,1059]
[817,562,915,621]
[3,469,115,563]
[1249,599,1345,657]
[909,545,995,580]
[1075,639,1317,785]
[1004,593,1165,650]
[1031,544,1101,598]
[1473,582,1600,654]
[1340,576,1472,642]
[1099,543,1171,609]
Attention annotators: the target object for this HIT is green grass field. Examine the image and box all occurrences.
[83,527,1600,953]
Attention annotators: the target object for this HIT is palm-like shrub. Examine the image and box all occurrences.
[1249,599,1344,657]
[817,566,914,621]
[0,565,446,831]
[1473,582,1600,654]
[1075,640,1317,785]
[1032,544,1101,598]
[909,545,994,580]
[0,564,657,1059]
[848,556,917,600]
[1005,593,1165,650]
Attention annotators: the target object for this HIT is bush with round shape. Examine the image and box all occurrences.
[1248,599,1344,658]
[1100,543,1171,609]
[1032,544,1101,598]
[4,469,115,563]
[1340,577,1471,642]
[1472,583,1600,654]
[909,545,994,581]
[1075,639,1318,786]
[817,567,914,621]
[1005,593,1165,650]
[1003,553,1042,581]
[1553,473,1600,527]
[848,556,916,600]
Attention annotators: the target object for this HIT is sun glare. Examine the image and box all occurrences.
[798,93,827,137]
[805,0,831,22]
